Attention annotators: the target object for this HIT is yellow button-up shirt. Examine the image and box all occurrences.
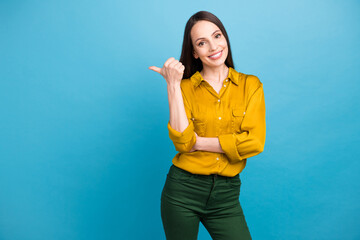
[167,67,266,177]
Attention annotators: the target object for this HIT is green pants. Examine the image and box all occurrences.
[161,164,252,240]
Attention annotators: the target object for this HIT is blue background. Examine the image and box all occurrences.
[1,0,359,239]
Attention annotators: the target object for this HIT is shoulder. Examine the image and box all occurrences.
[179,77,194,93]
[238,72,263,96]
[232,68,262,87]
[180,77,193,87]
[245,74,262,87]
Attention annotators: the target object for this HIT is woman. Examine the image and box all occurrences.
[149,11,266,240]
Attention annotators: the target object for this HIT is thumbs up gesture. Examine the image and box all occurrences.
[149,57,185,86]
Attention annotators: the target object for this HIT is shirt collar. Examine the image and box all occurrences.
[190,67,239,88]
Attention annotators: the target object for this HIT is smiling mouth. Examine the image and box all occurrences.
[208,50,223,59]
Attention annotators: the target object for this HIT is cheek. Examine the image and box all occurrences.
[199,50,210,58]
[222,44,228,56]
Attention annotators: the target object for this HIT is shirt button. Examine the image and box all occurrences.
[191,117,195,120]
[218,117,221,120]
[223,84,226,87]
[225,79,228,82]
[216,157,219,161]
[217,99,221,102]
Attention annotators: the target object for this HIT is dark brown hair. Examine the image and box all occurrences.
[180,11,235,79]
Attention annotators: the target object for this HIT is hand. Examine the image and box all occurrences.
[148,57,185,86]
[189,132,199,152]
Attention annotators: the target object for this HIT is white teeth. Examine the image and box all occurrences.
[209,51,221,58]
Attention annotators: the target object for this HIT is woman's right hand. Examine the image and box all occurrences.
[148,57,185,86]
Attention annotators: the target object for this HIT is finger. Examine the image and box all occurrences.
[175,61,184,70]
[164,57,176,68]
[148,66,162,74]
[174,63,184,75]
[168,59,179,68]
[178,64,185,73]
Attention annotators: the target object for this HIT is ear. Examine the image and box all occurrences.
[193,51,198,59]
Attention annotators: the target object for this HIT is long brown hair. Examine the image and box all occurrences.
[180,11,235,79]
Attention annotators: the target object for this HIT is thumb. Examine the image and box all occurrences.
[148,66,162,74]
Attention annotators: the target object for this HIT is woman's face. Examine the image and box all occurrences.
[191,20,228,69]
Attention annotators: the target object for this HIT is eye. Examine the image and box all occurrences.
[198,41,205,46]
[215,33,221,38]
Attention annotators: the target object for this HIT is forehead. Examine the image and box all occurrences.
[191,20,220,41]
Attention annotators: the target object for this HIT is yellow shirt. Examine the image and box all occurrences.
[167,67,266,177]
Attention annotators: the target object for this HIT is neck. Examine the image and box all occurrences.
[200,64,229,84]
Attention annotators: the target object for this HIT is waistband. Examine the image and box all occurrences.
[170,164,239,180]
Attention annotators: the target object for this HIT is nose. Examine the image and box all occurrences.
[208,40,217,51]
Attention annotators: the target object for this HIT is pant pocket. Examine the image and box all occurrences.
[167,165,194,183]
[228,176,241,188]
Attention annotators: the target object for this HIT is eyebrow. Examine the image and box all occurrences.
[195,30,221,43]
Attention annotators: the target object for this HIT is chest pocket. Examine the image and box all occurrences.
[231,107,245,133]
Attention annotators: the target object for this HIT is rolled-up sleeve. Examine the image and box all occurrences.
[168,120,196,152]
[218,82,266,163]
[167,86,196,153]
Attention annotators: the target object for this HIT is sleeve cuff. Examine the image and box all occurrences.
[168,121,195,143]
[218,133,243,163]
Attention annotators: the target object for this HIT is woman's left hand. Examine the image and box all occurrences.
[189,132,199,152]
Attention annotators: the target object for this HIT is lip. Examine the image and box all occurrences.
[208,50,223,59]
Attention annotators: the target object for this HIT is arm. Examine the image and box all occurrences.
[149,57,196,153]
[217,82,266,163]
[191,136,225,153]
[167,83,196,153]
[168,83,190,133]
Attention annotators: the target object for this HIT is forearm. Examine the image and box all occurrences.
[167,83,189,132]
[194,136,225,153]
